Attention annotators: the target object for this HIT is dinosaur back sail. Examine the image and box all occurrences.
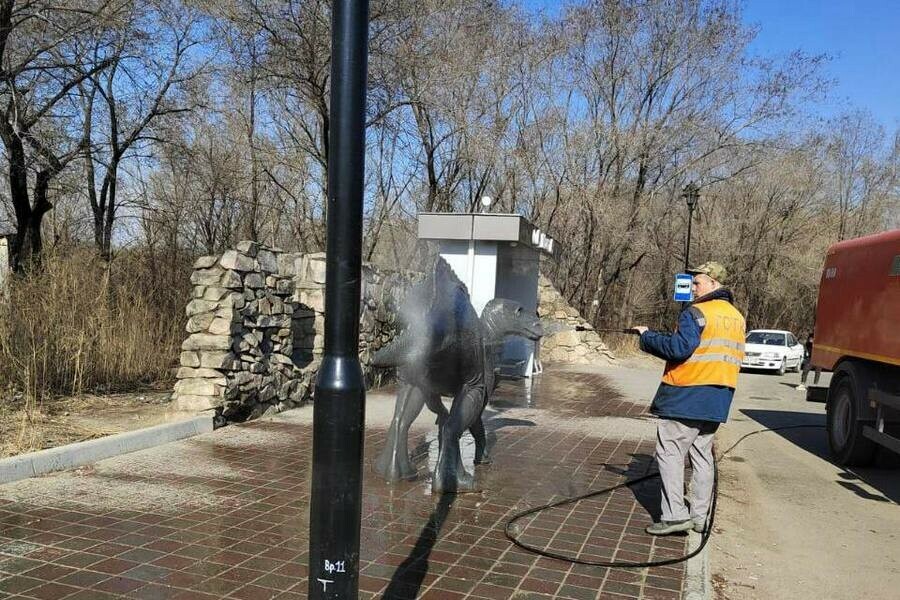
[372,256,476,371]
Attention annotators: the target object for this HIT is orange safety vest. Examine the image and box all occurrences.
[662,299,746,389]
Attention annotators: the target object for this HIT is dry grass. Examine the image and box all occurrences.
[0,391,172,458]
[604,334,642,357]
[0,247,191,454]
[0,397,107,458]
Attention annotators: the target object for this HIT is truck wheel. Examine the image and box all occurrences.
[827,375,876,466]
[777,358,786,376]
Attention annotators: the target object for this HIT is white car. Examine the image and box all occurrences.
[741,329,805,375]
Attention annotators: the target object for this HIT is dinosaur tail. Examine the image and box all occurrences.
[372,331,416,368]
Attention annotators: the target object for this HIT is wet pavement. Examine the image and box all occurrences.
[0,366,687,599]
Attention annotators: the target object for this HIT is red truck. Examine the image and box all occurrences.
[809,229,900,465]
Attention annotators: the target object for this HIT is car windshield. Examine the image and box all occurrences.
[746,332,786,346]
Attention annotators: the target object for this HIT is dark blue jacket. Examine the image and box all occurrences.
[639,289,738,423]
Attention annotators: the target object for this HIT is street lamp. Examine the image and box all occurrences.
[308,1,368,598]
[681,182,700,271]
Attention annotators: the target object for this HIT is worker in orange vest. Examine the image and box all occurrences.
[633,261,746,535]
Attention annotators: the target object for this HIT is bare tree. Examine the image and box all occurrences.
[823,111,896,241]
[0,0,120,269]
[82,0,205,258]
[536,0,826,324]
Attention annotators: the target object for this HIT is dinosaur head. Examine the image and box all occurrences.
[480,298,544,342]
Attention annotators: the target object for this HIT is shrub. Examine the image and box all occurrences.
[0,247,191,403]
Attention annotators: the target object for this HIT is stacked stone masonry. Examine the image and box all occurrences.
[174,241,418,421]
[537,274,616,364]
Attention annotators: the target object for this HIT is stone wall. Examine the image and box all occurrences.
[293,252,421,386]
[358,264,424,382]
[173,242,418,421]
[537,274,615,364]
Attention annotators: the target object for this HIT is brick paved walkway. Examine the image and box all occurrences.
[0,368,688,599]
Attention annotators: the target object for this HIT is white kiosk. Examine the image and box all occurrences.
[417,211,556,377]
[0,231,13,292]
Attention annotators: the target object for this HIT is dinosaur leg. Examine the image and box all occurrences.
[470,418,491,465]
[374,383,427,481]
[425,393,449,446]
[471,365,497,464]
[433,384,484,494]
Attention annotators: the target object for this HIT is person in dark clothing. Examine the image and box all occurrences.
[632,261,746,535]
[796,331,821,391]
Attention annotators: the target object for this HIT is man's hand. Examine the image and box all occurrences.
[632,326,648,335]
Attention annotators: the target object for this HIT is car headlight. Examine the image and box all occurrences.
[762,352,780,359]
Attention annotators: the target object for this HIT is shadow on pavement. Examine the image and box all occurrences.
[380,407,535,598]
[481,407,536,464]
[741,409,900,505]
[382,494,455,599]
[605,453,662,523]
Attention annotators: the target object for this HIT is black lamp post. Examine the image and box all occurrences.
[307,1,369,598]
[682,182,699,271]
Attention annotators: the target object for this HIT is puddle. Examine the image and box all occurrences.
[0,541,42,557]
[490,371,635,418]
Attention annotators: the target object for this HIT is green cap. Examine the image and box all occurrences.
[687,261,728,285]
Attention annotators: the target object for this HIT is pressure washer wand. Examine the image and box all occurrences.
[594,328,642,335]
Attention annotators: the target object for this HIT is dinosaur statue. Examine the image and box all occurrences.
[372,257,543,493]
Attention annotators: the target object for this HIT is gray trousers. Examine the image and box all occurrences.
[655,418,719,523]
[800,359,821,385]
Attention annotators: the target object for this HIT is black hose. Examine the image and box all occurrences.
[504,424,825,568]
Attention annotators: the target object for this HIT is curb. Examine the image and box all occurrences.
[0,415,214,486]
[684,531,712,600]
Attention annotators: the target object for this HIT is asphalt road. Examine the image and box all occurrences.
[591,358,900,600]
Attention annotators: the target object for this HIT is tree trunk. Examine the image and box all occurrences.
[247,75,260,242]
[19,169,54,269]
[1,126,52,271]
[4,130,32,271]
[101,169,117,260]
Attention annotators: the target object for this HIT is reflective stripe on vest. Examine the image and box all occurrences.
[662,299,746,388]
[697,338,745,351]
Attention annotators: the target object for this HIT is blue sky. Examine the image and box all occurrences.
[520,0,900,131]
[743,0,900,130]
